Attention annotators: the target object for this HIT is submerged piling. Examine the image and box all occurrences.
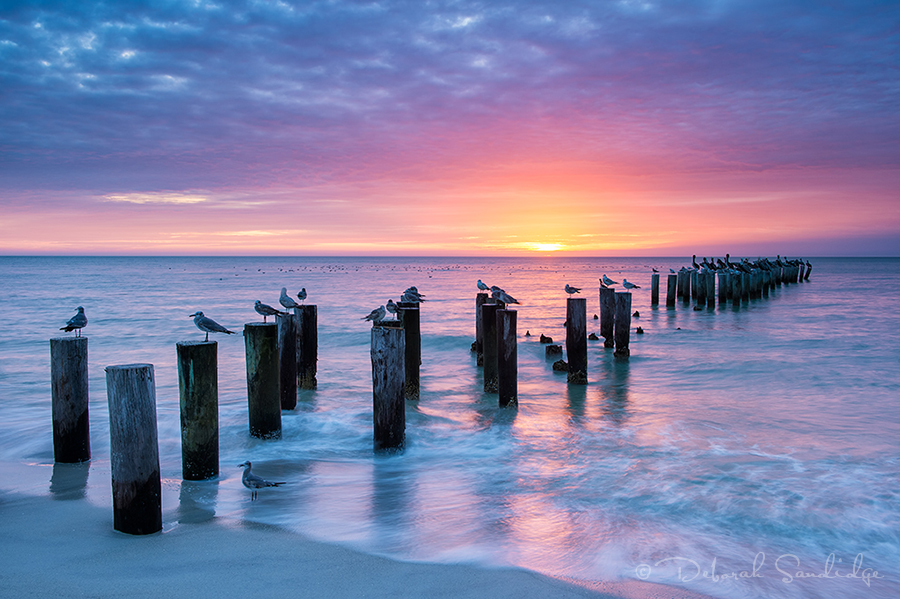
[599,287,616,348]
[244,322,281,439]
[277,313,298,410]
[295,305,318,390]
[650,274,660,305]
[614,292,632,358]
[398,303,420,400]
[482,302,500,392]
[105,364,161,535]
[666,274,677,308]
[50,336,90,463]
[176,340,218,481]
[497,309,517,407]
[566,297,587,384]
[371,323,405,451]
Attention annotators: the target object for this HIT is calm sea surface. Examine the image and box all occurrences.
[1,256,898,598]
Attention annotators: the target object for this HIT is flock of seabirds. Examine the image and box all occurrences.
[56,253,811,498]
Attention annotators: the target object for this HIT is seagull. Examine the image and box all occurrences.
[239,461,285,501]
[255,300,286,323]
[60,306,87,337]
[492,289,520,305]
[362,305,386,323]
[401,287,426,303]
[296,288,307,304]
[279,287,301,311]
[601,275,618,287]
[622,279,641,289]
[477,279,489,291]
[190,311,235,341]
[565,284,582,295]
[652,268,659,273]
[386,299,398,318]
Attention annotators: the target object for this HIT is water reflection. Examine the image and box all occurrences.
[178,479,218,523]
[597,356,630,426]
[49,462,89,500]
[370,457,412,552]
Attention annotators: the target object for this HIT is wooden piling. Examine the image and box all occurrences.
[614,292,632,358]
[599,287,616,347]
[696,271,707,306]
[762,271,770,298]
[277,313,298,410]
[295,305,318,390]
[804,263,812,280]
[666,274,677,307]
[371,323,405,451]
[690,270,699,299]
[705,272,716,307]
[482,303,500,392]
[475,292,488,362]
[650,274,660,305]
[105,364,161,535]
[244,322,281,439]
[176,340,218,481]
[566,297,588,384]
[50,336,90,463]
[497,309,517,407]
[732,273,741,307]
[717,272,728,303]
[398,304,420,400]
[741,272,751,301]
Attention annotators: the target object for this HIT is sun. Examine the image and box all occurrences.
[526,242,565,252]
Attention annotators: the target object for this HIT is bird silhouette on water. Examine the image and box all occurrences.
[60,306,87,336]
[239,461,285,500]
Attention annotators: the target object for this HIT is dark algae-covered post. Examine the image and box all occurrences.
[276,313,298,410]
[371,322,405,452]
[244,322,281,439]
[482,302,500,393]
[599,287,616,347]
[176,340,218,481]
[614,292,632,358]
[566,297,587,384]
[295,305,318,390]
[105,363,161,535]
[497,309,517,407]
[398,303,420,400]
[50,336,90,463]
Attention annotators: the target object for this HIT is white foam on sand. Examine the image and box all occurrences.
[1,460,714,599]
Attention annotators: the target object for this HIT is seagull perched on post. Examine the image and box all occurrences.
[296,288,307,304]
[386,299,398,318]
[190,311,235,341]
[565,284,582,295]
[60,306,87,337]
[238,461,285,501]
[362,305,386,324]
[622,279,641,289]
[255,300,286,323]
[477,279,489,291]
[492,289,520,305]
[279,287,301,311]
[601,275,618,287]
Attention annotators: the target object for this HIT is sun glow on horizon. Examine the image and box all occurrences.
[526,242,565,252]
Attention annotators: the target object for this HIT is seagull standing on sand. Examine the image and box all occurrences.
[622,279,641,289]
[60,306,88,336]
[255,300,286,323]
[296,288,307,304]
[239,461,285,501]
[190,311,235,341]
[363,305,387,323]
[477,279,489,291]
[279,287,300,311]
[602,275,618,287]
[565,284,582,295]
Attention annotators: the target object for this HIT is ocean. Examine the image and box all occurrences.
[1,256,898,599]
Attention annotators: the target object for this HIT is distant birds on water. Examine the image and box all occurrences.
[60,306,87,336]
[190,311,235,341]
[239,461,285,501]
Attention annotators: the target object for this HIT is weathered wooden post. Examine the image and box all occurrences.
[690,270,699,299]
[741,272,751,301]
[497,309,517,407]
[650,274,660,305]
[105,364,161,535]
[614,292,632,358]
[566,297,588,384]
[176,340,218,481]
[474,292,488,364]
[398,304,420,400]
[50,337,90,463]
[599,287,616,347]
[732,273,741,307]
[371,322,405,451]
[295,305,317,390]
[482,302,500,392]
[244,322,281,439]
[276,313,298,410]
[706,272,716,308]
[804,262,812,280]
[718,272,728,303]
[666,274,677,308]
[676,269,685,299]
[696,271,707,306]
[762,270,770,298]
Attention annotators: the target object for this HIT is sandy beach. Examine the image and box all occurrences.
[1,461,713,599]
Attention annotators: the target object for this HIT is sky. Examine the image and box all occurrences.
[1,0,898,256]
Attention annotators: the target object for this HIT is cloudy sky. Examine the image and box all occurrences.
[1,0,898,255]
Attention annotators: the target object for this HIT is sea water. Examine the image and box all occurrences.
[1,256,897,599]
